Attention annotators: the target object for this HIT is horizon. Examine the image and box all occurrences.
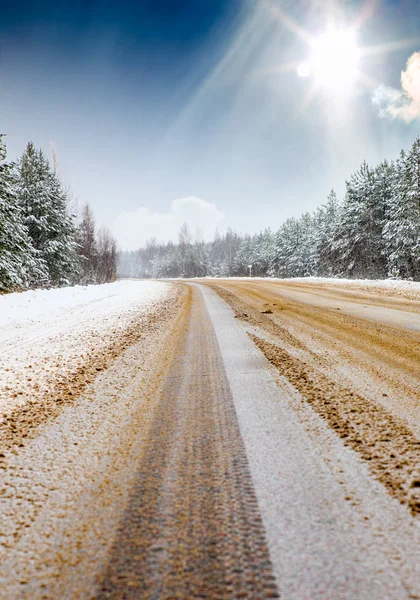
[2,0,420,250]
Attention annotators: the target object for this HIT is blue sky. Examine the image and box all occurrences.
[1,0,420,249]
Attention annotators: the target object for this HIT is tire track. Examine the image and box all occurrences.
[0,290,185,462]
[97,286,279,600]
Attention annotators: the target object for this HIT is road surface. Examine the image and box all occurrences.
[1,279,419,599]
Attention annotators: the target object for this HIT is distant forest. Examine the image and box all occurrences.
[119,136,420,281]
[0,135,117,292]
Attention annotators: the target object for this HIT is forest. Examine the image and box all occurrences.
[118,136,420,281]
[3,133,420,290]
[0,135,117,292]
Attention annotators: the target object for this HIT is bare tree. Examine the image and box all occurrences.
[178,222,191,277]
[97,226,117,283]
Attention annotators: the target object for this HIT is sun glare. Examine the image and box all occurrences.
[269,2,416,111]
[298,28,361,93]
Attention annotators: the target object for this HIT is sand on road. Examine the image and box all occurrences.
[94,280,420,599]
[1,277,420,599]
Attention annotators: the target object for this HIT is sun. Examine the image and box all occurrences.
[297,28,361,93]
[268,1,416,110]
[293,25,362,110]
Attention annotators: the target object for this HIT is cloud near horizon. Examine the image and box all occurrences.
[113,196,226,251]
[372,51,420,122]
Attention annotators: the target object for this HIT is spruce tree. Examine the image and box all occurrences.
[315,190,341,276]
[383,139,420,279]
[17,142,79,286]
[76,203,98,284]
[0,135,37,291]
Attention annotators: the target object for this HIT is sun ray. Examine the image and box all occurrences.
[262,0,314,46]
[353,0,380,30]
[261,60,309,75]
[361,37,420,58]
[260,0,418,112]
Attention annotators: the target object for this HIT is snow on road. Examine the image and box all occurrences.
[0,281,171,416]
[218,276,420,301]
[200,283,420,599]
[1,277,420,598]
[0,280,184,597]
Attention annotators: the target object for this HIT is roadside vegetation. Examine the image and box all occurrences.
[119,136,420,281]
[0,135,117,292]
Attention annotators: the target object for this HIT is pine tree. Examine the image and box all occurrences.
[316,190,341,276]
[332,161,387,278]
[0,135,38,291]
[370,160,394,277]
[383,140,420,279]
[17,142,79,286]
[76,203,98,283]
[272,216,316,277]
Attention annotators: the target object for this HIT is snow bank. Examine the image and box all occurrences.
[0,280,173,415]
[0,280,168,327]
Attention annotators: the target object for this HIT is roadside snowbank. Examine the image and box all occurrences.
[0,280,172,415]
[0,281,164,327]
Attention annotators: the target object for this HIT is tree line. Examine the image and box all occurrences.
[119,135,420,281]
[0,135,117,292]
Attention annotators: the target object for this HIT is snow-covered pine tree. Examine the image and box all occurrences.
[17,142,79,286]
[272,214,317,278]
[333,160,386,278]
[232,234,253,276]
[251,229,276,277]
[383,139,420,280]
[316,190,342,276]
[297,212,318,276]
[76,203,98,284]
[272,217,299,277]
[271,222,288,277]
[191,238,209,278]
[371,159,395,276]
[0,135,39,291]
[46,168,80,285]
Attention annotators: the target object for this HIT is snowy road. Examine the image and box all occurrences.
[0,278,419,598]
[0,281,185,597]
[244,279,420,331]
[201,281,420,599]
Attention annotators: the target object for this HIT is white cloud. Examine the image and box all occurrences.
[113,196,226,250]
[372,51,420,122]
